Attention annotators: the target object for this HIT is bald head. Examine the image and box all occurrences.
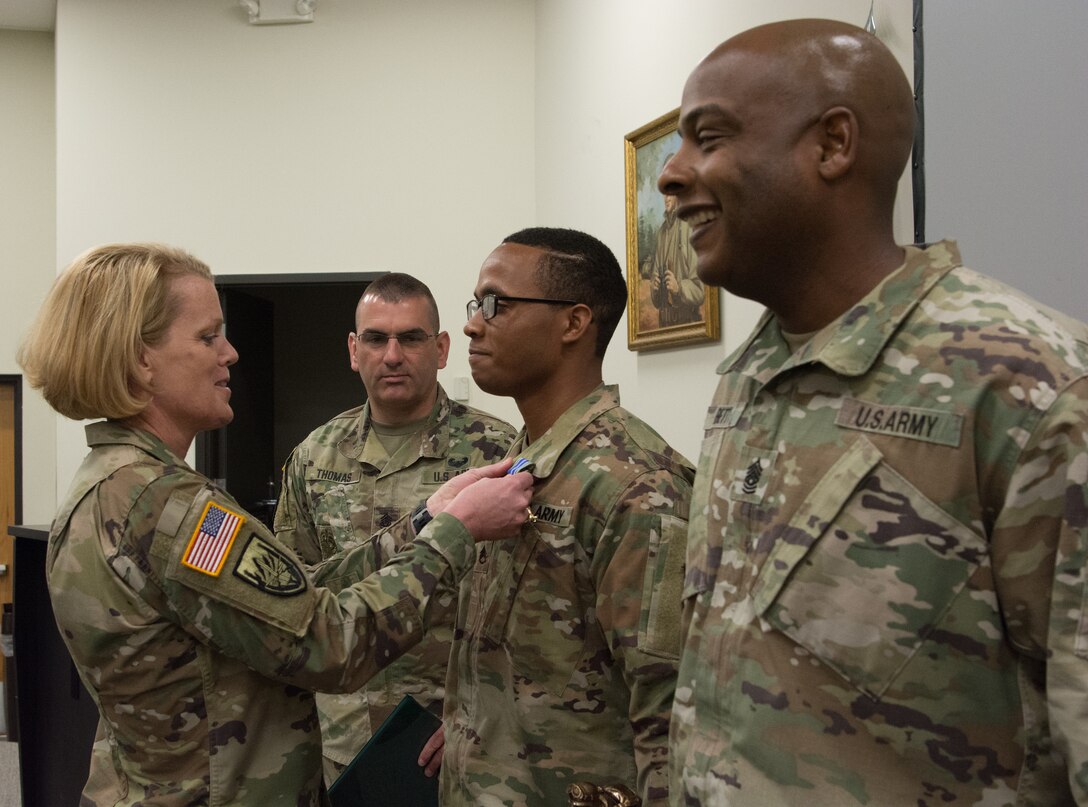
[702,19,915,203]
[657,18,915,327]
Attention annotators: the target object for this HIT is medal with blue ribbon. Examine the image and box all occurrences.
[507,457,538,523]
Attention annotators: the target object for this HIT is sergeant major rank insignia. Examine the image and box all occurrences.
[233,535,307,596]
[183,501,245,576]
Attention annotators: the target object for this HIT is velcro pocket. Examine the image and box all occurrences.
[639,514,688,659]
[756,437,989,699]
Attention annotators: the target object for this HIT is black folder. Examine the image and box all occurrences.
[327,695,442,807]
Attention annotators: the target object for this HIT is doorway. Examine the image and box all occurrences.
[197,274,378,524]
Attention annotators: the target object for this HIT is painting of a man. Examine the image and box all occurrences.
[626,111,719,350]
[648,188,703,326]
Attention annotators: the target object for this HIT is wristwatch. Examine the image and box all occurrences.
[410,502,433,535]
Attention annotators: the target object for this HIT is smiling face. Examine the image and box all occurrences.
[137,274,238,451]
[463,243,570,400]
[348,293,450,425]
[658,42,824,305]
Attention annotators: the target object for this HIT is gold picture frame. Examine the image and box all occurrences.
[624,108,720,351]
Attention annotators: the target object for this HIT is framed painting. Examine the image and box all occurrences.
[624,108,719,351]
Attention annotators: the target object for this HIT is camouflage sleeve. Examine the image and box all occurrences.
[145,479,475,694]
[998,378,1088,798]
[304,508,421,593]
[273,446,322,565]
[593,467,691,806]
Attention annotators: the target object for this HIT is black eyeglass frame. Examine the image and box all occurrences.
[466,294,579,321]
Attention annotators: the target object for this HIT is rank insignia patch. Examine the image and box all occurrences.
[183,501,245,576]
[233,535,307,596]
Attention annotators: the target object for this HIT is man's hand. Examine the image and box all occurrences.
[418,725,444,778]
[426,457,515,517]
[664,269,679,295]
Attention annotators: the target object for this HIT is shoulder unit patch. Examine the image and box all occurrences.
[232,534,307,596]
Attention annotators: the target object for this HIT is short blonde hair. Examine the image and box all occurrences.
[17,243,213,420]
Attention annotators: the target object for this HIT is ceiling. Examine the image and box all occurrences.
[0,0,56,32]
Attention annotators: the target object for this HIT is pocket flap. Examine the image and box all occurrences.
[752,437,883,616]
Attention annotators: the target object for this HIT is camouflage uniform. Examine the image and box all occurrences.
[441,384,694,806]
[48,421,475,806]
[273,386,514,769]
[672,241,1088,806]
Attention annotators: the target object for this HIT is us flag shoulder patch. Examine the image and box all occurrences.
[182,501,245,576]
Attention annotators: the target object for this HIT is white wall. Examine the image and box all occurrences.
[0,29,56,523]
[925,0,1088,318]
[534,0,916,460]
[27,0,916,499]
[53,0,537,487]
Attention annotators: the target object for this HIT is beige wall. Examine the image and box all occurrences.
[16,0,914,500]
[52,0,538,486]
[0,29,56,523]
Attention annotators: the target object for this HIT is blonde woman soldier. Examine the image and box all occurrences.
[17,243,532,806]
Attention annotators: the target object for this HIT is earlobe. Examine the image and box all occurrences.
[817,106,857,180]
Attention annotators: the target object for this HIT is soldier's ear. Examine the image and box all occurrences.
[560,303,594,346]
[435,331,451,370]
[133,344,155,390]
[347,332,360,372]
[815,106,857,181]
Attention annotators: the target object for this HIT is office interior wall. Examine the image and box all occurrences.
[0,30,56,523]
[30,1,915,493]
[53,0,537,487]
[925,0,1088,318]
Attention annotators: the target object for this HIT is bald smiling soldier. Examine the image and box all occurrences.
[659,18,1088,807]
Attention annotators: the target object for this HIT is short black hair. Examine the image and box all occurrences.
[501,227,626,358]
[360,272,440,331]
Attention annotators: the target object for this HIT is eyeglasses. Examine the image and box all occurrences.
[466,294,578,321]
[354,329,438,352]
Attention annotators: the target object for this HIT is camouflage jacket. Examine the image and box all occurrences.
[671,241,1088,806]
[273,386,514,764]
[441,384,694,806]
[49,421,475,806]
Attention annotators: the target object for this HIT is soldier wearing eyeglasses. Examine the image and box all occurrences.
[421,228,694,806]
[273,272,516,784]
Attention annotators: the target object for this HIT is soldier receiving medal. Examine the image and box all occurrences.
[273,272,516,785]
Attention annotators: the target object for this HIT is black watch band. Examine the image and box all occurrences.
[410,502,433,535]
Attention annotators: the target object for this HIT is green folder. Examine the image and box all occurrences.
[327,695,442,807]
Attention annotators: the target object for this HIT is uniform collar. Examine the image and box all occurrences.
[86,420,189,467]
[720,241,963,380]
[508,383,619,480]
[337,383,451,462]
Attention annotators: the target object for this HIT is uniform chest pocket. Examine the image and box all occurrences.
[310,487,355,559]
[754,437,988,700]
[482,526,589,697]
